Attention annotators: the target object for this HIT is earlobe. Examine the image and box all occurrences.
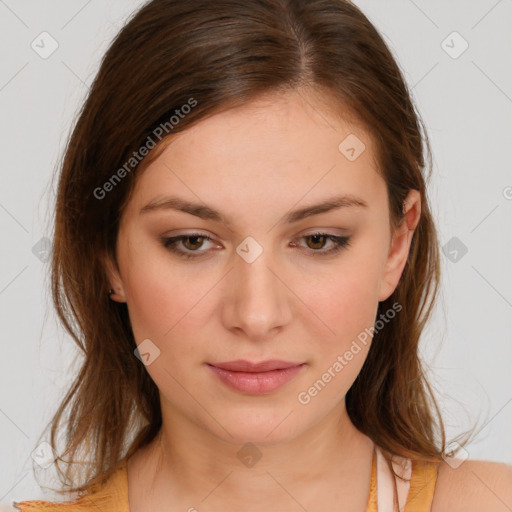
[377,190,421,302]
[102,252,127,303]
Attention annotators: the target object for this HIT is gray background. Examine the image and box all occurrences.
[1,0,511,504]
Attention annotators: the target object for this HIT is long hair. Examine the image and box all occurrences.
[40,0,474,496]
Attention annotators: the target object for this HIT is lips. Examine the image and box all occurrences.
[208,359,303,372]
[206,359,306,394]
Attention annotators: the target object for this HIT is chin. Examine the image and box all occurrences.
[208,408,304,447]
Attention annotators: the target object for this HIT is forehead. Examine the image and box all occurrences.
[159,90,373,169]
[126,90,386,221]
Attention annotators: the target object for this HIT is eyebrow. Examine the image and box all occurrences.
[139,194,368,224]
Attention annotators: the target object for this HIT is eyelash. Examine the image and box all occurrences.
[160,232,352,260]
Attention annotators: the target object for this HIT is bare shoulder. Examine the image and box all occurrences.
[431,458,512,512]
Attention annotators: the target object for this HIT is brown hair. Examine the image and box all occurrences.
[40,0,475,496]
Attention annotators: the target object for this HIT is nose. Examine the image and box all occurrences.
[221,241,293,342]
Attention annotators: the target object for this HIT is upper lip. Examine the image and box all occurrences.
[208,359,304,372]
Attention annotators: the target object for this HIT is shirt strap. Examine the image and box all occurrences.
[375,446,412,511]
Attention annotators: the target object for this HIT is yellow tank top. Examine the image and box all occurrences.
[12,447,439,511]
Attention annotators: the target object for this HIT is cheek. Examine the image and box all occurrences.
[120,244,200,345]
[294,271,380,407]
[301,257,382,347]
[308,281,378,386]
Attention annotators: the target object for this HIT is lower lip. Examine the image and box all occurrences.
[207,364,305,394]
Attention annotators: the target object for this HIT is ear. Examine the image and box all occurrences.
[377,189,421,302]
[102,251,127,303]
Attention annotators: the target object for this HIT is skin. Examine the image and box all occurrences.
[432,460,512,512]
[105,88,424,511]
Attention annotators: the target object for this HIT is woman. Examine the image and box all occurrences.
[12,0,512,511]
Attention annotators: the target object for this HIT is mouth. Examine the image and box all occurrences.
[209,359,304,372]
[206,359,306,394]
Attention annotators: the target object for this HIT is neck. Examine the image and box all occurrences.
[128,401,375,511]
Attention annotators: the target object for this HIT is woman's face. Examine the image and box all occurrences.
[106,90,420,445]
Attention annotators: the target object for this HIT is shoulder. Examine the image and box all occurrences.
[431,458,512,512]
[11,460,128,512]
[12,499,80,512]
[12,494,106,512]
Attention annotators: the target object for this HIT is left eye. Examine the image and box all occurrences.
[161,232,352,259]
[294,232,352,255]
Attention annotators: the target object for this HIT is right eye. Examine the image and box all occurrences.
[161,233,219,259]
